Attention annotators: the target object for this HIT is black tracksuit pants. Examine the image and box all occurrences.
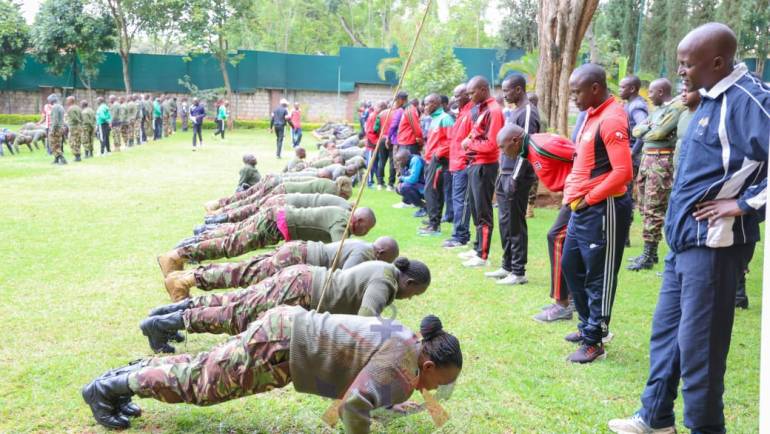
[467,162,498,260]
[424,156,448,230]
[496,172,532,276]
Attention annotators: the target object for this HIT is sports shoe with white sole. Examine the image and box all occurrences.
[462,256,489,267]
[533,303,573,322]
[458,250,478,260]
[484,268,509,279]
[608,414,677,433]
[392,202,415,209]
[496,274,528,285]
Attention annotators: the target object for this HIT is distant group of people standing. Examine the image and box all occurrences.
[270,98,303,158]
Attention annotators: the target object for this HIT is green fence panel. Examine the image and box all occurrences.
[187,54,237,91]
[453,47,524,85]
[339,46,398,85]
[86,52,126,90]
[286,53,340,92]
[744,58,770,82]
[3,56,73,91]
[254,51,287,89]
[131,53,187,93]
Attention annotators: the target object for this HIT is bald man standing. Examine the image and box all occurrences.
[458,76,505,267]
[627,79,684,271]
[609,23,769,434]
[561,64,633,363]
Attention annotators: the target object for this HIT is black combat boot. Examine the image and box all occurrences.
[81,373,134,429]
[627,242,658,271]
[98,360,148,417]
[204,213,229,225]
[140,311,185,353]
[148,298,192,317]
[60,155,68,165]
[193,223,221,236]
[52,155,59,164]
[75,154,82,162]
[174,235,202,249]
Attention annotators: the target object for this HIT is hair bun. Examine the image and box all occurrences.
[420,315,444,340]
[393,256,409,271]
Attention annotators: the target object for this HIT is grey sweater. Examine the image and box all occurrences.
[305,239,375,269]
[309,261,398,316]
[289,307,420,434]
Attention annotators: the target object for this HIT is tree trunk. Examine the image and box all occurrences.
[217,46,234,127]
[119,49,132,94]
[105,0,132,94]
[536,0,599,136]
[339,15,368,47]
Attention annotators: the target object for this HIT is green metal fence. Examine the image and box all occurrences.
[0,47,527,94]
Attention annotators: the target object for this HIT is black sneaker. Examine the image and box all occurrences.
[567,343,606,363]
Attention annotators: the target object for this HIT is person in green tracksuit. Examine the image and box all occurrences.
[96,96,112,155]
[82,306,462,433]
[153,97,163,140]
[215,100,228,139]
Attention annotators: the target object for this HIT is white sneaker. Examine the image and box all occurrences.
[603,331,615,344]
[484,268,510,279]
[457,250,478,260]
[496,274,528,285]
[386,185,394,192]
[462,257,489,267]
[608,414,676,433]
[392,202,415,209]
[377,185,384,191]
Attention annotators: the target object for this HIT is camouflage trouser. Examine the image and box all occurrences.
[69,126,82,156]
[129,305,298,405]
[163,114,171,137]
[184,265,313,335]
[195,241,309,290]
[637,152,675,243]
[225,195,286,223]
[82,125,94,152]
[143,116,152,142]
[49,126,64,157]
[178,207,284,262]
[528,178,539,206]
[112,124,122,151]
[129,120,137,145]
[217,176,282,208]
[120,124,130,146]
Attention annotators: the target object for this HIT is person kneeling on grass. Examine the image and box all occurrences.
[158,205,376,276]
[236,154,261,192]
[141,257,430,352]
[82,307,462,433]
[393,149,426,217]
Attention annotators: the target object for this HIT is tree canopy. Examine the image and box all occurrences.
[0,0,30,80]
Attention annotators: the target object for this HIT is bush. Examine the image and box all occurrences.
[0,114,40,125]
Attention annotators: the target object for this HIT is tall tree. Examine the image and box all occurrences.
[662,0,688,80]
[536,0,600,135]
[640,0,668,76]
[499,0,538,52]
[176,0,252,107]
[688,0,717,28]
[740,0,770,76]
[31,0,116,93]
[101,0,174,93]
[0,0,30,80]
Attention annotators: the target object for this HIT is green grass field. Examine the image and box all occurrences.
[0,127,762,433]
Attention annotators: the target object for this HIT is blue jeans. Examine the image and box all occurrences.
[638,243,755,433]
[292,127,302,147]
[450,168,470,244]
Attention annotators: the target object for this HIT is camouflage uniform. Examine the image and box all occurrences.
[65,104,83,157]
[128,305,295,405]
[125,99,137,146]
[632,100,684,244]
[216,174,284,208]
[178,206,284,262]
[110,102,123,151]
[162,99,172,137]
[222,194,287,223]
[119,102,131,147]
[184,265,313,335]
[49,104,65,158]
[81,107,96,154]
[194,241,308,290]
[143,99,153,142]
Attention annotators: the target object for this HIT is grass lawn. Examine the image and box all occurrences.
[0,127,762,433]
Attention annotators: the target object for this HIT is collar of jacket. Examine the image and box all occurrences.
[701,63,748,100]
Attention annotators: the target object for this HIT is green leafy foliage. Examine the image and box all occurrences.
[499,51,538,84]
[31,0,116,87]
[0,0,30,80]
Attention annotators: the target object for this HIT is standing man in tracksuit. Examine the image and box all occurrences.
[443,84,473,249]
[485,73,540,285]
[609,23,769,434]
[561,63,633,364]
[396,96,423,155]
[419,94,454,236]
[458,76,504,267]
